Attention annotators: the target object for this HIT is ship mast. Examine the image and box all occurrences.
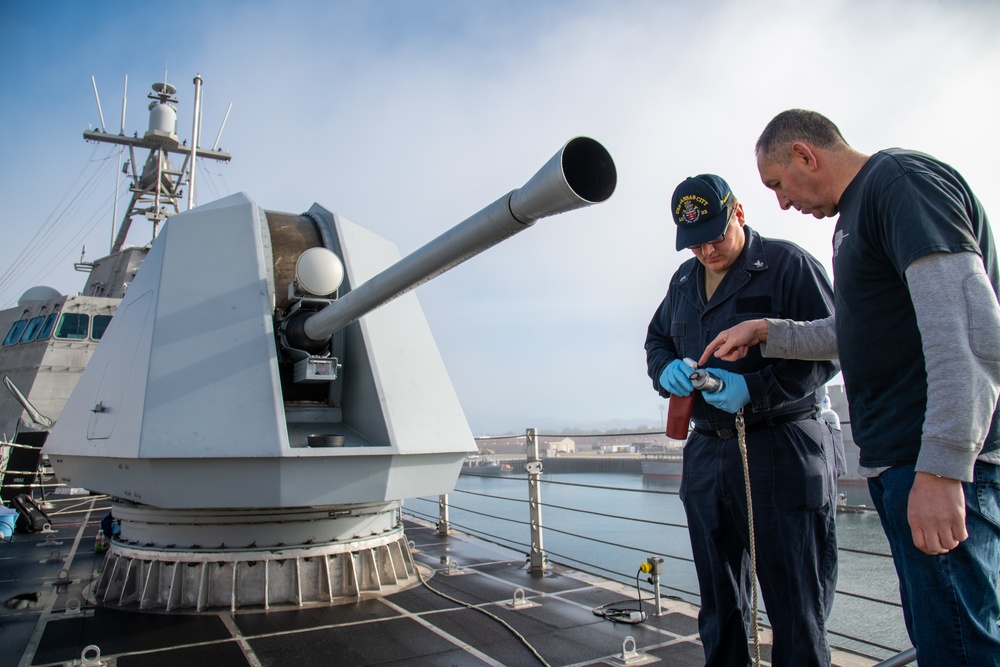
[83,77,231,254]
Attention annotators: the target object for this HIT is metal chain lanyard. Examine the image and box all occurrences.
[735,408,762,667]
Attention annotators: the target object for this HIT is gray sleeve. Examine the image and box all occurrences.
[760,316,838,361]
[908,251,1000,481]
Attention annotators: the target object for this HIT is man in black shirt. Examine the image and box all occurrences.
[703,109,1000,666]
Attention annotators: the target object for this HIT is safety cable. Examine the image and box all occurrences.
[539,478,679,496]
[531,500,688,530]
[403,506,532,553]
[454,488,528,504]
[0,145,101,288]
[415,565,552,667]
[537,524,694,564]
[0,145,111,305]
[407,497,530,528]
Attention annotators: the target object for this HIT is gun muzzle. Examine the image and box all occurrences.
[291,137,616,346]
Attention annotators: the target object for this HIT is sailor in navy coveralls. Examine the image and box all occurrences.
[645,174,840,667]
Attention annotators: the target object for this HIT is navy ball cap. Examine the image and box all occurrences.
[671,174,733,251]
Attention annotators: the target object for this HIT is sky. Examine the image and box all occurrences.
[2,0,999,434]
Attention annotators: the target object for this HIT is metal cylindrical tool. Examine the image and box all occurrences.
[690,368,724,394]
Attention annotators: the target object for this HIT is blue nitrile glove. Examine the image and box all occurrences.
[659,359,695,397]
[700,368,750,413]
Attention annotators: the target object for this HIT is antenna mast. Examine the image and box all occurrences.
[188,74,202,210]
[82,77,231,253]
[110,74,128,253]
[91,76,106,131]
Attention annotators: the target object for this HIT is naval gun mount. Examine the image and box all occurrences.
[44,137,616,611]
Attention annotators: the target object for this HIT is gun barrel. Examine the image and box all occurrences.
[299,136,615,343]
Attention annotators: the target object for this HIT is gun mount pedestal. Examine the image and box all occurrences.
[95,500,415,611]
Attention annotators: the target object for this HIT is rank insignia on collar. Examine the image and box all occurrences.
[753,260,764,268]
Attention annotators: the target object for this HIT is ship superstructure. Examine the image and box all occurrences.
[0,76,231,502]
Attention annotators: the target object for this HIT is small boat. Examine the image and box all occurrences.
[836,492,872,513]
[640,450,683,479]
[461,454,512,476]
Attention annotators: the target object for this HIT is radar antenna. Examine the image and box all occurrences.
[83,76,232,253]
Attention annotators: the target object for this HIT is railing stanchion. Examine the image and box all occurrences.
[437,494,450,535]
[526,427,548,573]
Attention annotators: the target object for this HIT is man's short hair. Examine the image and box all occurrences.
[755,109,848,162]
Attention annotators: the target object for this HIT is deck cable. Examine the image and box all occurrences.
[591,569,651,625]
[415,566,552,667]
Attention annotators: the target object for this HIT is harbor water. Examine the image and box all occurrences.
[412,471,909,660]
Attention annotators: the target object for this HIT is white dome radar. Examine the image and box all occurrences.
[295,247,345,296]
[18,286,62,306]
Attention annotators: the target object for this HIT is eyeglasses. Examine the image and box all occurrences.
[687,207,735,250]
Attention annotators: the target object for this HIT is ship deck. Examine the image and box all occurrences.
[3,494,878,667]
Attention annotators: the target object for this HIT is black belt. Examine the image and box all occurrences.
[693,409,816,440]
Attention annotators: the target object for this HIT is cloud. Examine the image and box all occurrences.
[2,0,998,430]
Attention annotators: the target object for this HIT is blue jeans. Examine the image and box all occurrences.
[681,417,838,667]
[868,462,1000,667]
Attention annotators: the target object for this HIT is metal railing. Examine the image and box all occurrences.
[404,427,916,666]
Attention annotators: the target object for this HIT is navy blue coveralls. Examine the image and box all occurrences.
[645,226,839,667]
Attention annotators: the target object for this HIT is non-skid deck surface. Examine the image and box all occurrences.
[3,497,877,666]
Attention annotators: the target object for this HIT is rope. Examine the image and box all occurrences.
[736,408,762,667]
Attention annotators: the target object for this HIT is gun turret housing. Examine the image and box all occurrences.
[43,137,615,612]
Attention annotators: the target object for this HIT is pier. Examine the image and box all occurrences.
[465,455,645,475]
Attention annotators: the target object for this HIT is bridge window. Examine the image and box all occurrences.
[91,315,112,341]
[3,320,27,346]
[18,316,46,343]
[54,313,90,340]
[36,313,57,341]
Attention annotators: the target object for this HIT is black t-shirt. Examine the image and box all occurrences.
[833,148,999,467]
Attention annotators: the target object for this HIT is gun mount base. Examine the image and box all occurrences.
[94,500,419,612]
